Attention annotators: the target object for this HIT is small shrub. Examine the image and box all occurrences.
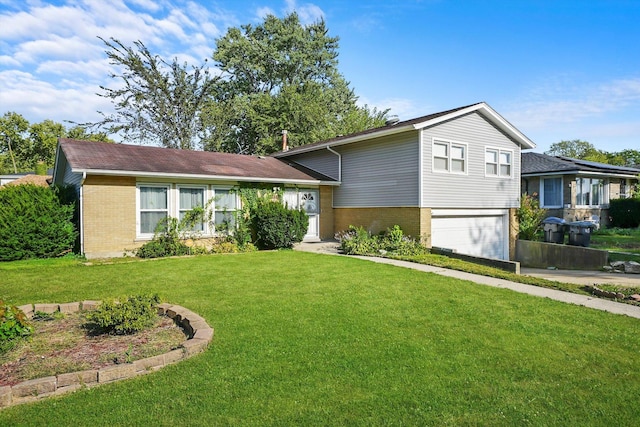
[517,193,547,240]
[0,300,33,353]
[337,225,427,256]
[609,198,640,228]
[252,200,308,249]
[136,217,190,258]
[85,294,161,335]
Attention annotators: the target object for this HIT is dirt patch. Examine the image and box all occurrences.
[0,312,186,387]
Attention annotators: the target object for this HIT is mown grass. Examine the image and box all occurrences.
[1,251,640,425]
[591,228,640,263]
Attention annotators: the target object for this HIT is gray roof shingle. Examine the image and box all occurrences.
[522,152,640,176]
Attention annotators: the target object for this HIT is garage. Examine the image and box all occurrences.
[431,210,509,260]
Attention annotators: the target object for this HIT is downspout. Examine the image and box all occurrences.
[79,172,86,256]
[326,146,341,181]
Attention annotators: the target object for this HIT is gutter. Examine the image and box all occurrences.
[326,146,342,181]
[79,172,86,256]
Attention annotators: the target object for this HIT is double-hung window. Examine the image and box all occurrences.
[485,148,512,177]
[214,189,237,232]
[139,185,169,235]
[433,139,466,173]
[576,177,607,206]
[179,187,205,232]
[540,177,562,208]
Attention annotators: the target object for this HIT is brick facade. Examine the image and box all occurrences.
[333,206,432,243]
[82,175,139,258]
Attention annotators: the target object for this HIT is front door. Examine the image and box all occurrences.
[300,190,320,241]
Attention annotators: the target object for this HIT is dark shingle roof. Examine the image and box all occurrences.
[522,152,640,176]
[58,139,329,182]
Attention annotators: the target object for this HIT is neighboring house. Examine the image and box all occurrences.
[521,152,640,226]
[275,102,535,260]
[52,102,535,260]
[1,173,30,186]
[0,174,52,188]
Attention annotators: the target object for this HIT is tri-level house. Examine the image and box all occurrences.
[52,102,535,259]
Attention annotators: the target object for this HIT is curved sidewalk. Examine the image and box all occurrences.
[294,242,640,319]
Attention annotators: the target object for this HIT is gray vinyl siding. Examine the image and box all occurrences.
[422,112,521,208]
[62,161,83,188]
[285,150,340,180]
[333,132,420,207]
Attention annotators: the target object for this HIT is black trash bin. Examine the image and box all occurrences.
[567,221,594,247]
[542,217,566,244]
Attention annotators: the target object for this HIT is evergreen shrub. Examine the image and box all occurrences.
[252,200,308,249]
[609,198,640,228]
[0,184,76,261]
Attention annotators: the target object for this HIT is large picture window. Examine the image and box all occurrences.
[577,177,607,206]
[433,139,466,173]
[541,177,562,207]
[179,187,205,232]
[139,185,169,234]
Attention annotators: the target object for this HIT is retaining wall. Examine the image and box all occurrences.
[0,301,213,409]
[515,240,609,270]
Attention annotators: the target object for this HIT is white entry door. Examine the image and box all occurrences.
[284,189,320,241]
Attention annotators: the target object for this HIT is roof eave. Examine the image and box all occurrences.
[72,168,330,185]
[412,103,536,149]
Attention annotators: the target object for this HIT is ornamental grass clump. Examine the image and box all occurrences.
[85,294,161,335]
[0,300,33,354]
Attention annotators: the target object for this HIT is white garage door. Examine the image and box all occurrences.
[431,210,508,260]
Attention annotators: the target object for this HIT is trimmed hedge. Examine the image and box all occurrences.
[0,184,77,261]
[252,200,308,250]
[609,198,640,228]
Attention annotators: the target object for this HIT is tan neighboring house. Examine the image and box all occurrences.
[521,152,640,226]
[52,102,535,260]
[0,174,52,187]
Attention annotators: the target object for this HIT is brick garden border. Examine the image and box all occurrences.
[0,301,213,409]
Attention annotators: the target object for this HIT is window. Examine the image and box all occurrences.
[541,177,562,207]
[433,140,466,173]
[214,189,237,232]
[577,177,607,206]
[139,185,169,234]
[179,187,205,232]
[485,148,512,177]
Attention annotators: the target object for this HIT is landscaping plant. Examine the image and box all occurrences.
[336,225,428,256]
[85,294,161,335]
[0,184,76,261]
[516,193,546,240]
[0,300,33,354]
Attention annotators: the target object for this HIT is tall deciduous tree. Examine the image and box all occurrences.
[0,112,29,173]
[206,12,388,154]
[89,37,219,150]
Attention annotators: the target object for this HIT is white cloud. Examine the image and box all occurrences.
[504,76,640,130]
[283,0,324,24]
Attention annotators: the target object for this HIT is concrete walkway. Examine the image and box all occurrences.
[294,241,640,319]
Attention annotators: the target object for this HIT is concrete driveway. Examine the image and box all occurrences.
[521,268,640,287]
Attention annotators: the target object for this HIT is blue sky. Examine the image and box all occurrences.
[1,0,639,153]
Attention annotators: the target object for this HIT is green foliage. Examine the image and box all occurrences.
[136,217,190,258]
[252,200,308,249]
[0,300,33,353]
[0,184,77,261]
[85,294,161,335]
[207,12,388,154]
[88,38,219,150]
[517,193,547,240]
[336,225,428,256]
[608,198,640,228]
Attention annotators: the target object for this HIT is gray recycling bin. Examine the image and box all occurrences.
[567,221,594,247]
[542,217,566,244]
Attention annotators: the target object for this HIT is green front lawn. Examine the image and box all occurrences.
[591,227,640,262]
[1,252,640,425]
